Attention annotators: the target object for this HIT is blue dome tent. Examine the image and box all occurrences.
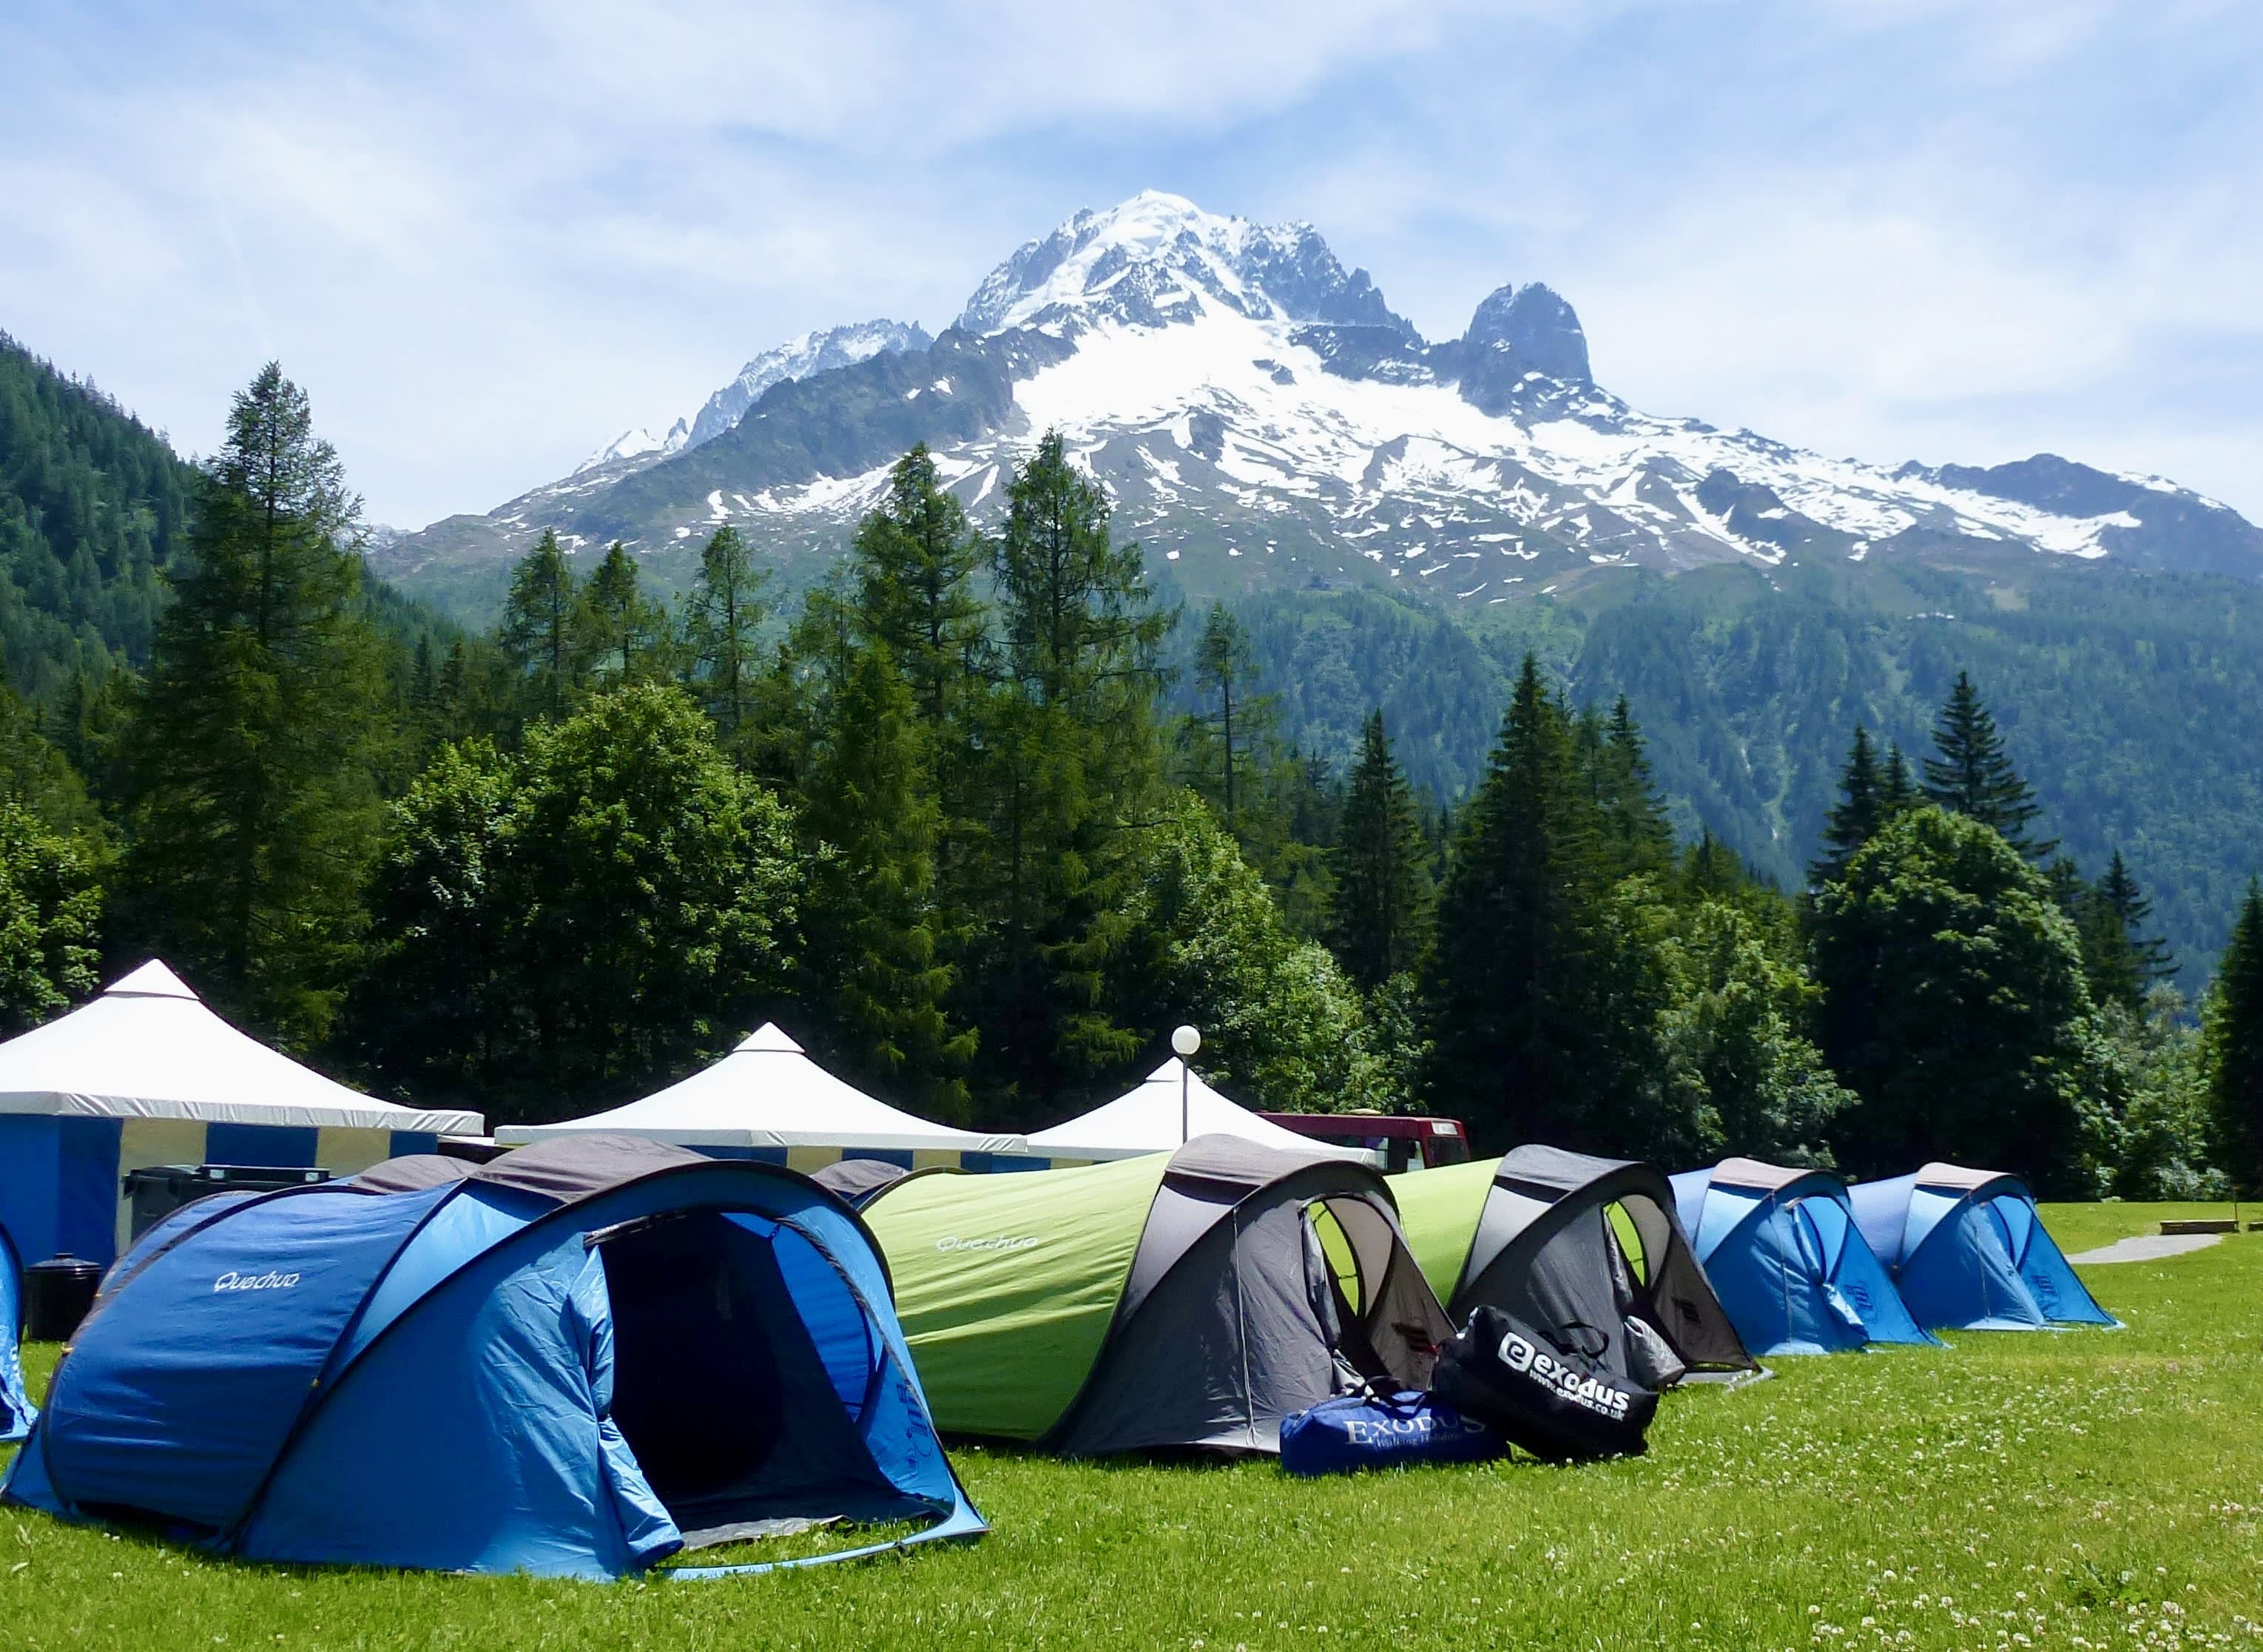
[0,1219,30,1443]
[3,1136,984,1578]
[1848,1162,2117,1332]
[1670,1159,1937,1356]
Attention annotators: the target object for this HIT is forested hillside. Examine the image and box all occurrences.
[1232,550,2263,971]
[0,333,194,698]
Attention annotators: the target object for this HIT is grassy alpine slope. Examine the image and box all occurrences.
[1,1204,2256,1650]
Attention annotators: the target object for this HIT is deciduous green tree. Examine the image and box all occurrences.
[351,685,801,1116]
[0,800,101,1034]
[1811,805,2094,1192]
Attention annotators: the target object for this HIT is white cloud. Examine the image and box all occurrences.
[1,0,2257,526]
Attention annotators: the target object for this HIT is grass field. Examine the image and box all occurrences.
[2,1201,2258,1649]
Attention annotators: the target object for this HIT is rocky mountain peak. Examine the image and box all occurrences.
[1462,283,1591,385]
[687,319,932,449]
[954,189,1414,340]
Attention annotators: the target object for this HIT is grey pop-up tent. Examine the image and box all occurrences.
[862,1134,1454,1456]
[1395,1145,1756,1387]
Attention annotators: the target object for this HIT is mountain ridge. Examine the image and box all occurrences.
[372,191,2263,613]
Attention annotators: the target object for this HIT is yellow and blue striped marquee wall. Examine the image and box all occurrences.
[0,1116,440,1267]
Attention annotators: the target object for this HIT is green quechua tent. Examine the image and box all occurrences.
[860,1134,1453,1455]
[1393,1146,1755,1389]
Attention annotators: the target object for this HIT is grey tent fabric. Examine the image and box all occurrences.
[1056,1189,1332,1455]
[1049,1137,1453,1457]
[348,1156,473,1195]
[1456,1146,1754,1383]
[809,1159,917,1208]
[468,1134,711,1205]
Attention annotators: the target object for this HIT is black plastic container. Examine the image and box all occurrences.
[122,1163,331,1241]
[24,1256,103,1341]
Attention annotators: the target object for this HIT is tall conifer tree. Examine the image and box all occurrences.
[1326,709,1430,992]
[1422,655,1602,1147]
[792,618,974,1119]
[580,542,667,683]
[1592,695,1673,876]
[2205,880,2263,1194]
[1921,672,2054,858]
[1189,603,1265,835]
[123,364,388,1040]
[683,525,769,741]
[2080,851,2176,1009]
[976,431,1170,1116]
[850,447,986,728]
[1814,725,1886,883]
[499,530,584,715]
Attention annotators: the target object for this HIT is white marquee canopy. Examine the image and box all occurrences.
[1024,1058,1360,1162]
[0,960,481,1135]
[495,1023,1027,1155]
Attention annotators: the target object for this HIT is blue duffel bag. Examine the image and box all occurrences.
[1278,1388,1508,1477]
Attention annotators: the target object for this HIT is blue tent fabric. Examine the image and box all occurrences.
[2,1138,984,1579]
[1670,1161,1936,1357]
[1,1221,31,1444]
[1848,1164,2117,1332]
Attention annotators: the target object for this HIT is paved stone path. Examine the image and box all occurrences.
[2068,1233,2223,1265]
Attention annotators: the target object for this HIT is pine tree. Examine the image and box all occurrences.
[1326,709,1430,992]
[498,530,584,715]
[1881,741,1918,812]
[683,525,769,740]
[580,542,668,683]
[1591,695,1672,876]
[849,447,986,728]
[841,448,989,939]
[1814,726,1886,884]
[792,627,974,1119]
[2093,852,2176,998]
[1188,603,1267,836]
[2204,879,2263,1195]
[1421,655,1604,1147]
[121,364,389,1041]
[1921,672,2054,858]
[974,431,1170,1117]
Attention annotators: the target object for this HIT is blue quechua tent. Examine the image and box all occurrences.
[2,1136,984,1578]
[1670,1159,1937,1356]
[0,1219,30,1443]
[1848,1162,2117,1332]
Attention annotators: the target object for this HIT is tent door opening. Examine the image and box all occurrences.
[596,1210,899,1544]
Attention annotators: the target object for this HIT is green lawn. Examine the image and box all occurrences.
[3,1205,2259,1650]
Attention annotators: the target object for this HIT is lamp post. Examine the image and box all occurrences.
[1171,1025,1201,1144]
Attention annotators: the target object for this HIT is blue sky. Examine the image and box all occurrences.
[4,1,2258,530]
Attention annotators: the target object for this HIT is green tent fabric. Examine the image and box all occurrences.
[863,1134,1454,1456]
[1392,1156,1503,1300]
[863,1155,1172,1440]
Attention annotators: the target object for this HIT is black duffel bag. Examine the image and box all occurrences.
[1431,1305,1660,1463]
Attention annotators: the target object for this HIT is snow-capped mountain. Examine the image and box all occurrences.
[376,192,2263,600]
[686,320,931,448]
[574,419,689,476]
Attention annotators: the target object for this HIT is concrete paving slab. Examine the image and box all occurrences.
[2068,1233,2223,1265]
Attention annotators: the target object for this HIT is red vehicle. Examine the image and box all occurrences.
[1255,1111,1471,1173]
